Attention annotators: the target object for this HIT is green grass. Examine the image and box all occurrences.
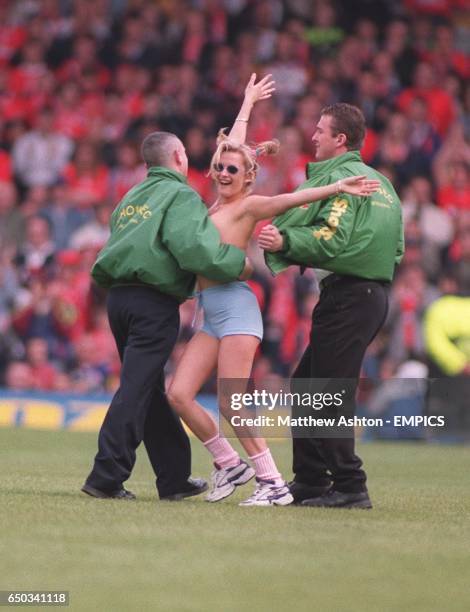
[1,429,469,612]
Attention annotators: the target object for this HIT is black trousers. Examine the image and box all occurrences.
[292,276,389,493]
[85,285,191,497]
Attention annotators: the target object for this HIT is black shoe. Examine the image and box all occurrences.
[81,483,136,500]
[288,480,332,504]
[160,477,208,501]
[302,489,372,509]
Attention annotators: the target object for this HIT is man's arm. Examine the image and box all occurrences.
[161,188,246,281]
[259,193,358,267]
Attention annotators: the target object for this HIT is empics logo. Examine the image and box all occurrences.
[393,416,445,427]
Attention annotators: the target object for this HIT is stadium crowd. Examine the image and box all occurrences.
[0,0,469,395]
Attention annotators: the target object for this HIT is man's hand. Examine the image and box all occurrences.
[238,257,254,280]
[258,225,284,252]
[244,73,275,106]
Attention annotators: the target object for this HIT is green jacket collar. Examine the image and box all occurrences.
[306,151,362,178]
[147,166,188,184]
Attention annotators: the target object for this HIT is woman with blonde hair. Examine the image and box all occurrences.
[168,74,379,506]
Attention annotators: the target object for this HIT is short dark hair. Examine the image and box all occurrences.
[320,103,366,150]
[141,131,180,167]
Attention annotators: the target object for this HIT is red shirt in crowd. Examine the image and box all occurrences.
[437,185,470,214]
[0,150,11,181]
[404,0,466,16]
[30,363,59,391]
[0,23,27,65]
[62,163,110,208]
[396,87,455,136]
[187,167,214,204]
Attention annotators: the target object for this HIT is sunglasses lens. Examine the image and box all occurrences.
[213,163,239,175]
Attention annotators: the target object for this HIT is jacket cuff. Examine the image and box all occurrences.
[279,230,290,253]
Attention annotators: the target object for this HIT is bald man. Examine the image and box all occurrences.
[82,131,250,501]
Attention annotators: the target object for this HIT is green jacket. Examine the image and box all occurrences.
[265,151,404,281]
[424,296,470,375]
[91,167,245,301]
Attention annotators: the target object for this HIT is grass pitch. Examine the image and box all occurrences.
[1,429,469,612]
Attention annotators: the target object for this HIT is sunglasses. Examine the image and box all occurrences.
[213,163,240,175]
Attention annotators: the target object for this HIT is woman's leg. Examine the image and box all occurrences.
[218,335,287,488]
[167,331,220,442]
[169,331,256,502]
[217,334,293,505]
[217,334,267,456]
[167,331,241,469]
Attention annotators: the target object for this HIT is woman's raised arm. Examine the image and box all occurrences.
[227,73,275,145]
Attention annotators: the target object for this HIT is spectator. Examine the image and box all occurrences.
[396,61,456,136]
[40,180,91,251]
[69,334,109,394]
[448,225,470,295]
[0,181,24,248]
[53,82,90,140]
[373,112,415,187]
[185,127,213,203]
[436,160,470,215]
[12,107,74,189]
[5,361,34,391]
[266,31,308,111]
[11,276,71,363]
[69,203,111,251]
[25,337,59,391]
[272,125,310,193]
[56,34,110,88]
[13,216,55,281]
[62,141,109,209]
[405,96,441,167]
[402,176,453,280]
[385,265,439,365]
[109,141,146,202]
[48,249,92,343]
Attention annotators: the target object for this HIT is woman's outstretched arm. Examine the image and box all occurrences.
[245,176,381,221]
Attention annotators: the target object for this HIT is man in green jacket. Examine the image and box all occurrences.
[82,131,249,501]
[259,103,404,509]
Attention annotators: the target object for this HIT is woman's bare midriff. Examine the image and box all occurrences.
[197,199,256,290]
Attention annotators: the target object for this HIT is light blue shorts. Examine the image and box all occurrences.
[199,281,263,340]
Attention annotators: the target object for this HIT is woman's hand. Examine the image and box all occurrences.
[338,176,381,196]
[244,73,275,106]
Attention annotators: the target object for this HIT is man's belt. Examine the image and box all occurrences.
[320,273,390,291]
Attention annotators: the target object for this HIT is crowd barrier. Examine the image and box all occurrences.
[1,384,468,443]
[0,390,217,432]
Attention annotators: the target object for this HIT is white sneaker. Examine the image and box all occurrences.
[205,459,255,502]
[239,478,294,506]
